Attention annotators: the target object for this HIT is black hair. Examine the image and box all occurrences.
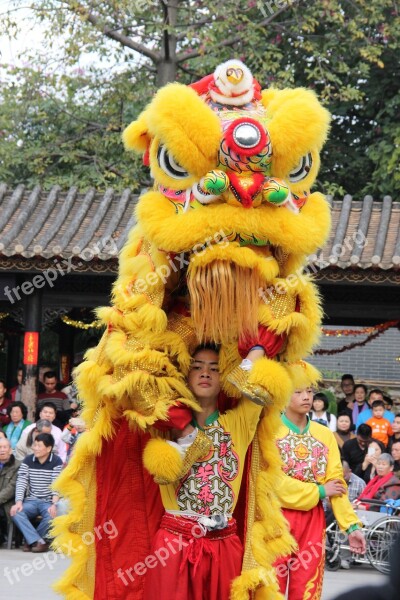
[371,400,385,409]
[0,379,7,388]
[337,412,352,419]
[38,402,57,414]
[341,374,354,382]
[357,423,372,438]
[383,395,393,406]
[368,438,386,453]
[368,388,384,399]
[313,392,329,411]
[27,428,38,448]
[35,432,55,449]
[7,401,27,420]
[192,343,220,356]
[43,370,58,380]
[354,383,368,395]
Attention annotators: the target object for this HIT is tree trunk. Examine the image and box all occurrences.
[156,59,178,86]
[156,0,178,87]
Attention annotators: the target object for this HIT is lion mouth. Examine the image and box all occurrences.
[188,231,271,255]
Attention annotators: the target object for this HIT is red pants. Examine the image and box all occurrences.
[143,514,243,600]
[274,505,326,600]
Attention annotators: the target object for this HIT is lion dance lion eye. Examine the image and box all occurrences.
[289,153,313,183]
[157,144,189,179]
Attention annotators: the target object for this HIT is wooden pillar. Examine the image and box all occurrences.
[5,331,21,390]
[58,321,75,385]
[21,289,42,422]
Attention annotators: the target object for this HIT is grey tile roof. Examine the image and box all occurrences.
[312,195,399,271]
[0,184,136,260]
[0,185,398,270]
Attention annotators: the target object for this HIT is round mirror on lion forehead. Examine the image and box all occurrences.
[233,121,262,148]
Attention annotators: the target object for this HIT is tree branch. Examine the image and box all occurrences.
[61,0,160,63]
[40,91,104,129]
[176,4,290,63]
[175,15,219,41]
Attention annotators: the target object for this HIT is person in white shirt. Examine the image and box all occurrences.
[310,392,337,432]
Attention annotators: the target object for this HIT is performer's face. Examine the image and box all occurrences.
[188,349,220,403]
[289,388,313,414]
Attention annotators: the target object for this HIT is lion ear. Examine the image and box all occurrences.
[122,113,151,154]
[261,88,330,173]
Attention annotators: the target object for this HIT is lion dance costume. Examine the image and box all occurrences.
[53,60,331,599]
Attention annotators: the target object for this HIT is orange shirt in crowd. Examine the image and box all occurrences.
[365,416,393,446]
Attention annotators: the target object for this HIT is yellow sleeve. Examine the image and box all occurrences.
[322,426,362,531]
[220,396,263,448]
[275,471,320,510]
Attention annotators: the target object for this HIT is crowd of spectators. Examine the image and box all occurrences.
[0,365,399,566]
[313,374,400,572]
[0,366,86,552]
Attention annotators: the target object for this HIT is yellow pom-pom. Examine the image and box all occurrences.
[142,438,183,483]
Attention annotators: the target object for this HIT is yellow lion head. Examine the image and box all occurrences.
[123,60,331,264]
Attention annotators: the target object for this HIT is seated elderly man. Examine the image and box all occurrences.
[353,453,400,511]
[0,437,20,543]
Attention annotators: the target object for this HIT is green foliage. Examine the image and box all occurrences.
[0,64,149,190]
[0,0,399,196]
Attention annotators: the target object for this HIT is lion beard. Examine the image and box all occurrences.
[187,260,263,345]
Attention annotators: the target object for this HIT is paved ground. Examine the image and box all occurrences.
[322,564,387,599]
[0,548,388,599]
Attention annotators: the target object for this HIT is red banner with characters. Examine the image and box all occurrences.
[23,331,39,365]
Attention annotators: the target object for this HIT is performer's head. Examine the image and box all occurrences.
[287,387,314,416]
[187,344,220,407]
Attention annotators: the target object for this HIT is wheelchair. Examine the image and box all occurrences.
[325,499,400,574]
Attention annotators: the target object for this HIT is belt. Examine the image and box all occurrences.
[160,513,237,540]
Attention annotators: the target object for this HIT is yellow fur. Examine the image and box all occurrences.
[136,190,331,257]
[262,88,331,188]
[143,438,183,481]
[287,360,322,390]
[125,84,221,186]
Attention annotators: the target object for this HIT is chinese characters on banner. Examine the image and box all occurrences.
[23,331,39,365]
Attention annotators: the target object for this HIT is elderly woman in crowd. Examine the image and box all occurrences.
[353,453,400,511]
[360,439,386,482]
[2,401,31,450]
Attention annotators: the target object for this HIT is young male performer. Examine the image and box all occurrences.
[274,387,366,600]
[142,345,264,600]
